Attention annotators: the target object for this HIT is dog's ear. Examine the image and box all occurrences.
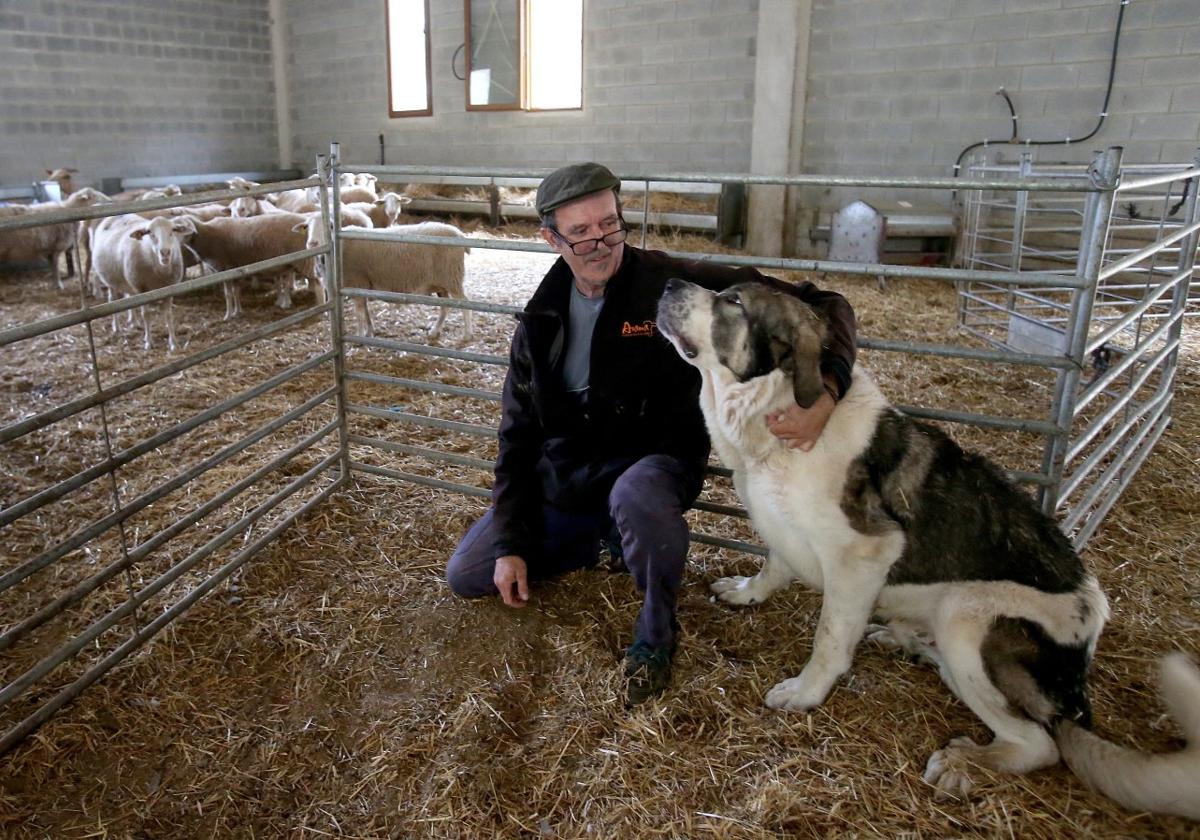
[767,298,827,409]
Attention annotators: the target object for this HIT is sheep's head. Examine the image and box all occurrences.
[230,196,259,218]
[226,177,258,192]
[377,192,412,226]
[130,216,193,267]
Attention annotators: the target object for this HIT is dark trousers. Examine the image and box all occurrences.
[446,454,692,648]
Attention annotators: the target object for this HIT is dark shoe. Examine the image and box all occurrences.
[597,525,626,574]
[623,640,674,705]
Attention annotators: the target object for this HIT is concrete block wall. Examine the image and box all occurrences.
[286,0,761,175]
[0,0,279,190]
[801,0,1200,209]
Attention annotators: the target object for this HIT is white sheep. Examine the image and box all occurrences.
[345,192,411,228]
[295,217,473,342]
[44,167,78,197]
[90,214,197,351]
[186,212,315,318]
[0,187,109,287]
[269,188,318,214]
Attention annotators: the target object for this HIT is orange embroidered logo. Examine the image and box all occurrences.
[621,320,657,337]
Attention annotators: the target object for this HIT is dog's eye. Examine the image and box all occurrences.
[723,293,743,308]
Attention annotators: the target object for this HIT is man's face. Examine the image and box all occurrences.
[540,189,625,292]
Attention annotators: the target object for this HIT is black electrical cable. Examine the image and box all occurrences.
[952,0,1128,182]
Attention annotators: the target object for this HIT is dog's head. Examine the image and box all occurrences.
[657,278,828,408]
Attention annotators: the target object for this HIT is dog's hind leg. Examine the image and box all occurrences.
[711,550,796,606]
[922,622,1059,800]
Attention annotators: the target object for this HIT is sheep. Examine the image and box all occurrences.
[269,188,318,214]
[185,212,315,319]
[90,214,197,351]
[0,187,109,287]
[306,185,378,206]
[44,167,78,197]
[346,192,411,228]
[230,195,287,218]
[295,217,473,342]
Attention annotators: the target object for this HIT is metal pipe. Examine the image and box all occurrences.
[0,414,338,648]
[1058,387,1172,503]
[340,287,522,316]
[344,163,1102,192]
[338,227,1085,289]
[0,302,332,445]
[1066,414,1171,548]
[1097,217,1200,281]
[344,370,500,402]
[1061,397,1172,533]
[348,435,495,471]
[0,350,335,529]
[0,246,329,349]
[342,334,508,366]
[1038,146,1123,514]
[1115,168,1200,193]
[0,450,340,713]
[346,403,495,437]
[0,178,320,233]
[322,146,353,484]
[1067,350,1169,464]
[858,336,1074,370]
[1075,318,1180,414]
[1085,268,1189,353]
[0,474,339,756]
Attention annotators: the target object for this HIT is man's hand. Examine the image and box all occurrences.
[766,391,836,451]
[494,555,530,608]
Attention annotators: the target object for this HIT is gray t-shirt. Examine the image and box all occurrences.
[562,284,605,395]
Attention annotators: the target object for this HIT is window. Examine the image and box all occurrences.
[386,0,432,117]
[465,0,583,111]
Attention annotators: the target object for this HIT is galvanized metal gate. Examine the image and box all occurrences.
[1,143,1196,754]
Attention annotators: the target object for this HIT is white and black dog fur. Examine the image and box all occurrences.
[656,278,1200,819]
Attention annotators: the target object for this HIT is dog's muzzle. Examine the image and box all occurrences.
[657,278,700,358]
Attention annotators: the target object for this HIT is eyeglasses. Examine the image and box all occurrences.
[552,225,628,255]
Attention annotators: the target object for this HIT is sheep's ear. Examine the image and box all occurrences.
[45,169,53,176]
[129,228,151,240]
[218,206,231,216]
[374,197,385,206]
[291,221,307,234]
[67,168,79,173]
[400,195,413,205]
[172,217,196,235]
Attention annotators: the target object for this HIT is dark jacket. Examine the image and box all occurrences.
[490,245,857,560]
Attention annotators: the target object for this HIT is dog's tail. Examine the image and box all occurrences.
[1054,654,1200,820]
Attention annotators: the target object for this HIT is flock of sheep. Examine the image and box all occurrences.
[0,168,474,351]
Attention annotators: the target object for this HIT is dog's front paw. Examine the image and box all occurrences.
[764,671,833,711]
[922,736,980,801]
[710,575,763,606]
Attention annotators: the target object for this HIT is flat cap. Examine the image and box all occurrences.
[535,162,620,216]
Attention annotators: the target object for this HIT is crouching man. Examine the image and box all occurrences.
[447,163,857,705]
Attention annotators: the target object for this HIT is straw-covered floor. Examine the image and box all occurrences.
[1,219,1198,838]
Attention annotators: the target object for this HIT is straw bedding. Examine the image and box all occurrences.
[1,221,1198,838]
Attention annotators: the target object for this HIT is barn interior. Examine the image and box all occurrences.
[2,1,1200,837]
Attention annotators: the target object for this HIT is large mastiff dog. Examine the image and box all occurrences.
[656,278,1199,819]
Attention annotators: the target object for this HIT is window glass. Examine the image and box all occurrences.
[387,0,432,116]
[528,0,582,110]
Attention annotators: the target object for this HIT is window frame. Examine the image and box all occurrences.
[463,0,583,113]
[385,0,434,119]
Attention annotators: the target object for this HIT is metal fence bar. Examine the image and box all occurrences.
[340,286,522,316]
[323,145,353,483]
[1058,387,1173,504]
[0,178,320,233]
[1066,414,1171,549]
[1066,346,1171,465]
[0,449,340,714]
[1084,268,1189,354]
[1115,168,1200,193]
[0,303,332,446]
[339,226,1085,289]
[1097,217,1200,281]
[1075,318,1181,415]
[348,163,1101,192]
[344,370,500,402]
[1037,147,1123,513]
[350,461,492,497]
[345,403,494,437]
[858,336,1074,370]
[0,470,339,756]
[0,246,329,349]
[0,350,335,530]
[348,435,494,471]
[689,533,767,556]
[0,412,338,650]
[343,334,508,366]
